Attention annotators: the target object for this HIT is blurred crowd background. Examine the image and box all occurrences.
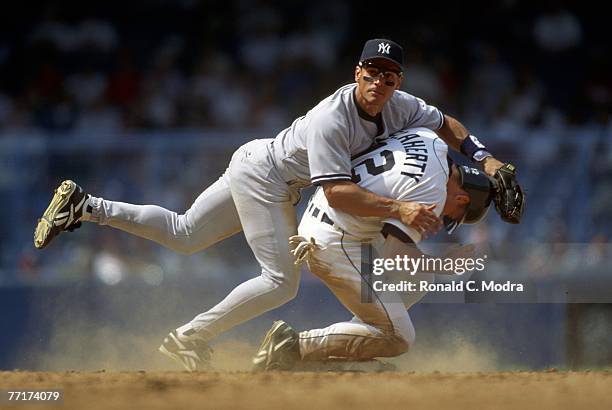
[1,0,611,288]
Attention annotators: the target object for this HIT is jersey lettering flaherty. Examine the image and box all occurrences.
[300,128,449,244]
[271,84,444,185]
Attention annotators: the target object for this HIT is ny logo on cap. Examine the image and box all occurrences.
[378,42,390,54]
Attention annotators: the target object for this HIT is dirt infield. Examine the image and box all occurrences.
[2,370,612,410]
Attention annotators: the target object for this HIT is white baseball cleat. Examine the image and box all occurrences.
[34,180,88,249]
[158,330,213,372]
[252,320,300,371]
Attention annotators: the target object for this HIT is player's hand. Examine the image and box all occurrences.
[482,157,504,177]
[397,202,442,239]
[289,235,322,265]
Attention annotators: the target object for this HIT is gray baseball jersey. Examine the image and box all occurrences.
[271,83,444,185]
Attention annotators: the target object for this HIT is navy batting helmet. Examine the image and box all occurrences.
[444,165,495,234]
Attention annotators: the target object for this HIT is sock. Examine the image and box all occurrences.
[176,323,212,342]
[79,195,93,222]
[80,196,102,223]
[176,323,197,340]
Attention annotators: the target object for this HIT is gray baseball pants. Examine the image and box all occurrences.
[87,139,301,341]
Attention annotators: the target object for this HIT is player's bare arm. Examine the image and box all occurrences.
[321,180,442,237]
[435,114,504,176]
[435,115,524,219]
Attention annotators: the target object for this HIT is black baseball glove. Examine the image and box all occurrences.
[492,163,524,224]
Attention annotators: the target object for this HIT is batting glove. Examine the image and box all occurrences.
[289,235,322,265]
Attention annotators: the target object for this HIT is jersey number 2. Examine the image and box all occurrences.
[351,150,395,184]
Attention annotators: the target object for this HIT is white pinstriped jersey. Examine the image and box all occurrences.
[299,127,449,244]
[271,83,444,186]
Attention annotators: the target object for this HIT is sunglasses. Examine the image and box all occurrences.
[359,61,402,87]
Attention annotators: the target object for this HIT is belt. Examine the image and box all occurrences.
[307,203,335,227]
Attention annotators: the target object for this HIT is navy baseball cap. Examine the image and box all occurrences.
[359,39,404,69]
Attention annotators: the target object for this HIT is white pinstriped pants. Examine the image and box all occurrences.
[297,211,433,360]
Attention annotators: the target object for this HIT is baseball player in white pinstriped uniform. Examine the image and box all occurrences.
[34,39,504,371]
[252,128,495,369]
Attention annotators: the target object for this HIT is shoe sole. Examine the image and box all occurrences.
[158,344,195,372]
[252,321,287,370]
[34,180,76,249]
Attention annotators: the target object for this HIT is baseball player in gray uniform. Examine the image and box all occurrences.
[252,127,495,370]
[34,39,505,371]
